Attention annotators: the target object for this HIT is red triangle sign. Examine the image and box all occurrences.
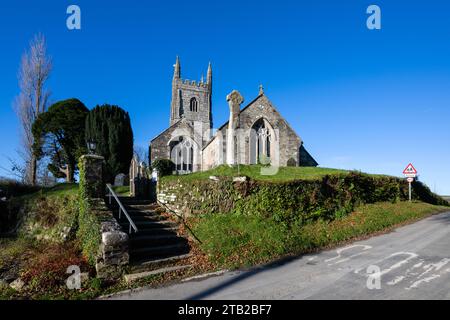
[403,163,417,175]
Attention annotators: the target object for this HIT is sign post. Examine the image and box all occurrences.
[403,163,418,202]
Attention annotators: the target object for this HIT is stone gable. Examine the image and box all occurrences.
[150,58,318,173]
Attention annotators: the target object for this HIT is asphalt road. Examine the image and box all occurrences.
[109,211,450,300]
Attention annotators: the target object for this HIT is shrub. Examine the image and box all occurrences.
[152,159,175,177]
[0,178,39,198]
[411,180,449,206]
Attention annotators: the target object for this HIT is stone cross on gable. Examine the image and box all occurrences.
[227,90,244,116]
[226,90,244,166]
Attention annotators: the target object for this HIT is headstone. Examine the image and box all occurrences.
[151,169,158,182]
[114,173,127,186]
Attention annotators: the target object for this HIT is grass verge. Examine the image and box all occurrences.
[190,201,449,269]
[112,185,130,196]
[162,165,351,183]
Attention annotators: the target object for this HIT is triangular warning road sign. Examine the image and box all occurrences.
[403,163,417,175]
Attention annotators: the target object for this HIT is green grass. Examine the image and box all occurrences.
[0,237,36,270]
[190,201,449,269]
[6,183,80,244]
[13,183,79,203]
[112,185,130,197]
[162,165,353,183]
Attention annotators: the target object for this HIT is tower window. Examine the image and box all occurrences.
[190,97,198,112]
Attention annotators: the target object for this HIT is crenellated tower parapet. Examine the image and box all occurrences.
[169,57,213,144]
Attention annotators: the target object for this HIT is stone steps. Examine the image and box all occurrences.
[135,226,180,236]
[108,197,192,283]
[124,265,192,284]
[125,204,157,210]
[127,215,166,222]
[120,220,178,230]
[130,242,190,258]
[129,234,184,246]
[127,209,159,215]
[129,254,192,273]
[118,198,154,205]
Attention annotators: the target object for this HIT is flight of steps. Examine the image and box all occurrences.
[109,197,192,282]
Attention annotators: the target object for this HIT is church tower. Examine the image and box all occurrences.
[169,57,213,143]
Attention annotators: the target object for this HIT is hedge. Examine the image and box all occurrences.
[159,171,449,227]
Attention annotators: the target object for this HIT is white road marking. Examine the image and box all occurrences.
[355,252,450,290]
[401,258,450,290]
[355,252,418,276]
[378,252,419,277]
[387,259,424,286]
[387,276,405,286]
[325,245,372,265]
[407,275,441,290]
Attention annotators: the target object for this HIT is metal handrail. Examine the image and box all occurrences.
[106,184,138,234]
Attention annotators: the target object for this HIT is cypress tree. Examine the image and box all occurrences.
[85,104,134,183]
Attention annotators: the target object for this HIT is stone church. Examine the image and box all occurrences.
[149,57,317,174]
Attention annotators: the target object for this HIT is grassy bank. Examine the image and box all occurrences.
[0,183,102,300]
[190,201,449,269]
[11,183,79,242]
[112,185,130,196]
[162,165,350,182]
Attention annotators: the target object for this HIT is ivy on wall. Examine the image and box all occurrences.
[76,158,101,266]
[159,172,449,227]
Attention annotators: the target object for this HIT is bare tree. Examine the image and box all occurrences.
[13,34,52,185]
[133,145,149,166]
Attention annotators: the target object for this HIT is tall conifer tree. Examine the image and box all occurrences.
[85,105,133,183]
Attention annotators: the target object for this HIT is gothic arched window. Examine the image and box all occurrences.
[190,97,198,112]
[250,118,273,165]
[170,137,194,174]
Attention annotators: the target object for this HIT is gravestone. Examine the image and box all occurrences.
[114,173,127,186]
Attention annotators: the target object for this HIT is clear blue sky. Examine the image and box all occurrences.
[1,0,449,194]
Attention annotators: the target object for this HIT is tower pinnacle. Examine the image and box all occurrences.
[173,56,181,79]
[207,62,212,85]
